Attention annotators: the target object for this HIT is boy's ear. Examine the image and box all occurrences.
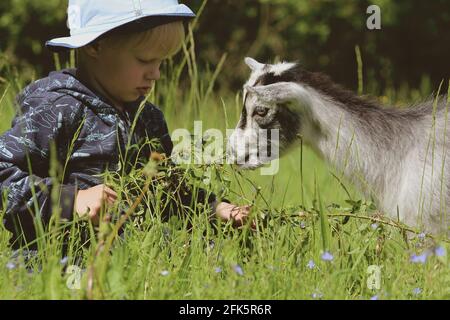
[82,41,102,58]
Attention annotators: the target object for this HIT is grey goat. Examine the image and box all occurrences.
[228,57,449,236]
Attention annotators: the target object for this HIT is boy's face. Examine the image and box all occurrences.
[85,39,164,109]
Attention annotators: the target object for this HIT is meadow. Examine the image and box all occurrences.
[0,27,448,300]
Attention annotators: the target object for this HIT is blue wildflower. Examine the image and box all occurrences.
[307,260,315,269]
[410,252,428,264]
[412,288,422,295]
[371,223,379,230]
[214,267,222,273]
[311,291,323,299]
[434,246,446,257]
[370,294,379,300]
[60,256,69,266]
[321,251,334,261]
[300,221,306,229]
[417,232,426,240]
[233,264,244,276]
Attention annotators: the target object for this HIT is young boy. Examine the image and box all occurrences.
[0,0,250,250]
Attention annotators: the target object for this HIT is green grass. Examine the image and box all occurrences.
[0,33,449,300]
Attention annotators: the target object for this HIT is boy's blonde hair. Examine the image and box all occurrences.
[77,21,185,65]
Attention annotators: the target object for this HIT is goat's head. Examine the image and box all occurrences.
[227,57,320,169]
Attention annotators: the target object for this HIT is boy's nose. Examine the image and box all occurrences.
[146,68,161,81]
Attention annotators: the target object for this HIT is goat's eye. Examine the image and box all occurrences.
[253,106,269,117]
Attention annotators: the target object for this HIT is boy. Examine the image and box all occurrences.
[0,0,250,250]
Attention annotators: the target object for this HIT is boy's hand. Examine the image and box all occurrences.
[215,202,253,228]
[75,184,117,225]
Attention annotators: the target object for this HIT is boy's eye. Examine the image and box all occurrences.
[137,57,162,64]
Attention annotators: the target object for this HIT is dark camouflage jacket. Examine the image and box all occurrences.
[0,68,215,248]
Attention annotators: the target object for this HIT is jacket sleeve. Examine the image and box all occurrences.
[0,97,78,246]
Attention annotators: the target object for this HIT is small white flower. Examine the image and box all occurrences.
[6,262,16,270]
[160,270,169,276]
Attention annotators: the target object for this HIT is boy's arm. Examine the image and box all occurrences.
[0,100,78,245]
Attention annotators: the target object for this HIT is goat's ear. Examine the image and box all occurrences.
[245,57,265,71]
[250,82,306,106]
[244,84,256,93]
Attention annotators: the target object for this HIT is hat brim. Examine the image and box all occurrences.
[46,7,195,52]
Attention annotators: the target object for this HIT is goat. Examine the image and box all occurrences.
[228,57,449,236]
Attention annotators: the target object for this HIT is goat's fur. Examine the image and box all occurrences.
[228,57,449,235]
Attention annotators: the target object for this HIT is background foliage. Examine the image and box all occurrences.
[1,0,449,94]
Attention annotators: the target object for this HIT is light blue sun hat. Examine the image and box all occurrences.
[46,0,195,51]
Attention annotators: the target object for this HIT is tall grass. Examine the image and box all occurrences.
[0,26,448,300]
